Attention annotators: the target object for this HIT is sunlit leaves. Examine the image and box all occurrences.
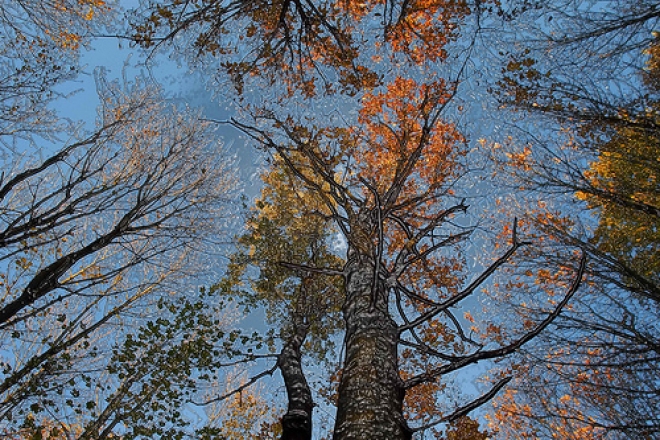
[578,125,660,285]
[441,416,489,440]
[210,385,279,439]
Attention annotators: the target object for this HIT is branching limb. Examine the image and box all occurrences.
[399,337,460,362]
[230,118,354,241]
[443,309,484,349]
[191,363,278,406]
[395,280,439,307]
[279,261,344,277]
[361,177,385,309]
[397,219,528,334]
[409,377,512,433]
[403,252,587,389]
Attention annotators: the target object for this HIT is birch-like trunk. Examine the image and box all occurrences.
[279,318,313,440]
[333,250,411,440]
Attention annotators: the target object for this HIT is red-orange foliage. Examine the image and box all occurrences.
[357,77,462,191]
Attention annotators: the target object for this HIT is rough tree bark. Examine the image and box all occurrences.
[333,249,412,440]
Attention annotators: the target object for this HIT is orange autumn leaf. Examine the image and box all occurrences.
[356,77,463,193]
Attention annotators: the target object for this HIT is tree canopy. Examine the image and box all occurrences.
[0,0,657,439]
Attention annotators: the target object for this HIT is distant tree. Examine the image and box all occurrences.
[0,72,239,436]
[0,0,242,434]
[576,119,660,292]
[0,0,112,142]
[485,1,660,437]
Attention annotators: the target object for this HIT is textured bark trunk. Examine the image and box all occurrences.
[279,318,313,440]
[333,250,411,440]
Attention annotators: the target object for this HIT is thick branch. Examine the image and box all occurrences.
[0,206,142,325]
[404,253,587,388]
[279,261,344,277]
[397,219,527,334]
[192,363,279,406]
[410,377,512,432]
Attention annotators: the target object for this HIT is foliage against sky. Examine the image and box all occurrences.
[483,1,660,438]
[125,1,596,439]
[0,1,250,438]
[0,0,657,438]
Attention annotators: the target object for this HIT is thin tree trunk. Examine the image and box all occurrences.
[279,316,313,440]
[333,250,411,440]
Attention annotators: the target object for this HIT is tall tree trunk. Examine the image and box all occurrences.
[279,316,313,440]
[333,250,411,440]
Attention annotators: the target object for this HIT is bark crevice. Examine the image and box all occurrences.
[333,252,411,440]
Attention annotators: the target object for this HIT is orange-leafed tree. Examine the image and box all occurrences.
[218,69,584,440]
[130,0,475,96]
[441,416,490,440]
